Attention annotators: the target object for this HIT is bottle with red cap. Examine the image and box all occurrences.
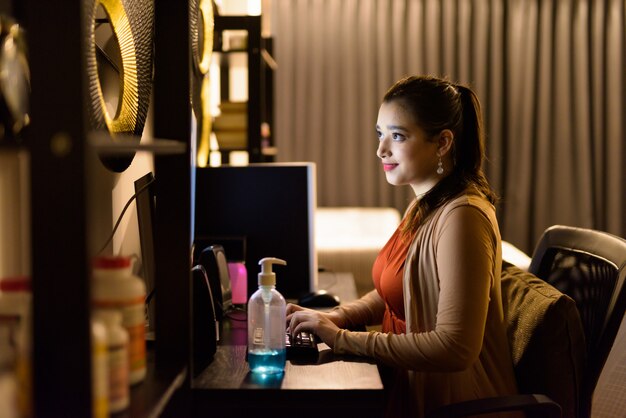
[0,276,32,418]
[91,256,146,385]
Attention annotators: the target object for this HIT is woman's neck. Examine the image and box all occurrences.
[411,177,439,200]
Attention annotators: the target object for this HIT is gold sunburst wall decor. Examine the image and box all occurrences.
[196,0,214,75]
[84,0,154,172]
[100,0,138,133]
[0,15,30,143]
[190,0,215,167]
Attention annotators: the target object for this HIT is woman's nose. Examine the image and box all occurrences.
[377,137,390,159]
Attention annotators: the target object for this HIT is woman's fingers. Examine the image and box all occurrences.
[288,310,340,349]
[286,303,305,316]
[288,310,311,334]
[288,310,326,335]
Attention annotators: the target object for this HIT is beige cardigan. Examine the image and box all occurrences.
[333,193,519,417]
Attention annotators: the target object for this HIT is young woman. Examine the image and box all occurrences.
[287,75,518,417]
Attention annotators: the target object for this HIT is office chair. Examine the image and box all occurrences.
[528,225,626,418]
[427,225,626,418]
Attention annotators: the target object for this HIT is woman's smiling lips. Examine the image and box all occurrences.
[383,163,398,172]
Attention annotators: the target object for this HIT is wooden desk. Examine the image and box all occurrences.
[189,272,384,418]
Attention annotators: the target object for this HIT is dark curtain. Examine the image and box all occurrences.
[272,0,624,254]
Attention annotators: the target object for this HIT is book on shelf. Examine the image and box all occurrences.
[215,130,246,150]
[213,101,248,149]
[213,113,247,131]
[219,101,247,113]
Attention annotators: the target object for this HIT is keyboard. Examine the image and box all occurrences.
[285,331,319,358]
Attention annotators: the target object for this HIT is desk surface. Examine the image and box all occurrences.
[190,272,384,417]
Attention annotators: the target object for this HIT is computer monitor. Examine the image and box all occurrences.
[134,172,156,338]
[194,163,318,299]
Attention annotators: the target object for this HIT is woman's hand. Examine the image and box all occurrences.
[286,303,343,349]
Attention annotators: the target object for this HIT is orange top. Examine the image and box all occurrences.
[372,225,413,334]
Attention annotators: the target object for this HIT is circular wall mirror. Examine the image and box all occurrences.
[85,0,153,172]
[190,0,214,166]
[0,15,30,143]
[94,4,123,130]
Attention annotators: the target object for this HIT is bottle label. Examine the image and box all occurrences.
[127,322,146,371]
[93,298,146,378]
[93,296,144,310]
[0,314,21,350]
[108,343,129,411]
[92,325,108,418]
[253,327,264,346]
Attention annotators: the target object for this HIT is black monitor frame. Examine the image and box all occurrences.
[134,172,156,338]
[194,163,318,299]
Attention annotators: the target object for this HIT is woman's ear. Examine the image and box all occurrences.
[437,129,454,156]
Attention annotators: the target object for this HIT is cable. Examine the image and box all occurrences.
[97,175,156,255]
[225,306,247,322]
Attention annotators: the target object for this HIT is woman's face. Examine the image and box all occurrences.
[376,100,441,196]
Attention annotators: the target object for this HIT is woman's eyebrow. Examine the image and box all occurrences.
[387,125,409,132]
[376,124,409,132]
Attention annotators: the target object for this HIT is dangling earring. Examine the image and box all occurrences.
[436,155,444,175]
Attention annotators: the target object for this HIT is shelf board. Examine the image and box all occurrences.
[0,141,26,150]
[213,48,248,53]
[128,347,188,418]
[88,132,187,155]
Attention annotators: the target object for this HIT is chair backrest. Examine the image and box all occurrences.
[528,225,626,418]
[501,263,586,418]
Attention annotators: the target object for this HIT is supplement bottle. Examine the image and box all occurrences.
[92,255,146,384]
[94,309,129,413]
[91,317,108,418]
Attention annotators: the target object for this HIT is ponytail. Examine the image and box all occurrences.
[455,85,484,175]
[455,84,497,206]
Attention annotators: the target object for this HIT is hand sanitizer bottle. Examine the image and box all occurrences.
[247,257,287,374]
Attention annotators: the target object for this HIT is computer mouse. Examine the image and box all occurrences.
[297,290,341,308]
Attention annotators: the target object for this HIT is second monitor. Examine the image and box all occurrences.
[194,163,318,300]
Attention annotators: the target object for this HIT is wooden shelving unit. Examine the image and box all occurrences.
[22,1,192,416]
[26,2,92,415]
[212,15,275,162]
[14,4,275,417]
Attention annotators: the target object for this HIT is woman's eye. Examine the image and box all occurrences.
[376,130,383,140]
[392,133,405,141]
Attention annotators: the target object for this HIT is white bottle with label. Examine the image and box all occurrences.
[247,258,287,374]
[91,256,146,385]
[93,309,129,414]
[91,317,108,418]
[0,327,18,418]
[0,276,32,418]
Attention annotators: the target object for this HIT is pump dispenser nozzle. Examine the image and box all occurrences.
[258,257,287,286]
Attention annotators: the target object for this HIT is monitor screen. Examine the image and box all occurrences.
[134,172,156,338]
[194,163,318,299]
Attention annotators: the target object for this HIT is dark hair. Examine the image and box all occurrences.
[382,75,497,235]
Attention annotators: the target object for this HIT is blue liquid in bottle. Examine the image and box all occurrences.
[248,349,286,374]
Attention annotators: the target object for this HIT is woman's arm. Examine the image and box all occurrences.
[330,289,386,328]
[286,289,386,347]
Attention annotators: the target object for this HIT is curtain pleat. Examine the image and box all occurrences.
[604,0,624,236]
[272,0,624,253]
